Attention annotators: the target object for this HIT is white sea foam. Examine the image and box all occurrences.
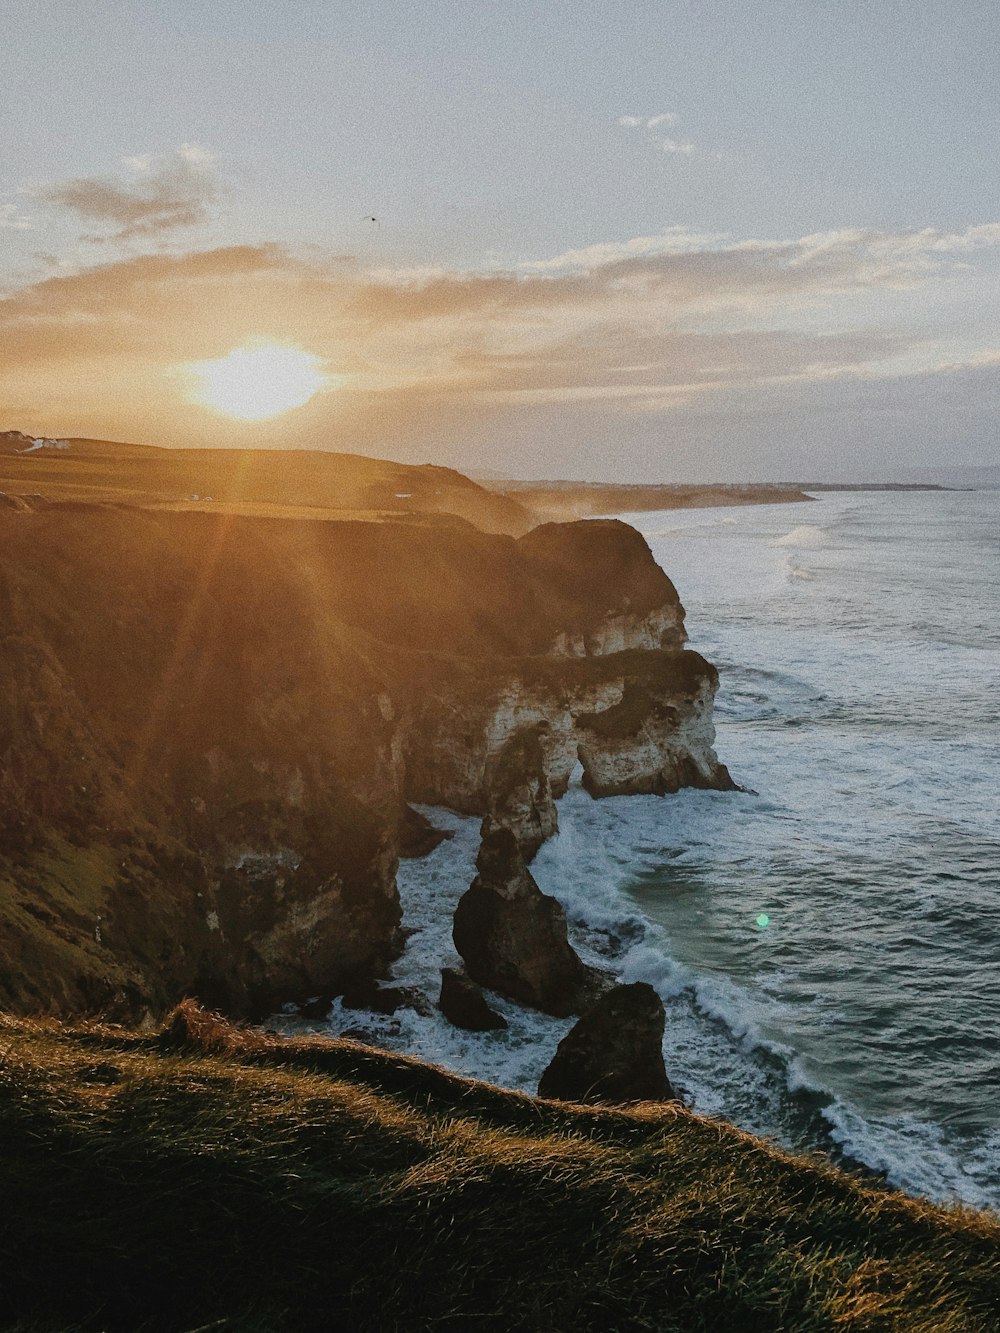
[770,524,827,548]
[823,1104,999,1211]
[279,489,1000,1213]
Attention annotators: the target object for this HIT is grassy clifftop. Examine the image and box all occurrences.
[0,434,538,536]
[2,1003,998,1332]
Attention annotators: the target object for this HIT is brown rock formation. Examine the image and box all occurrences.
[0,491,735,1022]
[438,966,508,1031]
[518,519,686,654]
[538,982,676,1104]
[480,723,556,861]
[399,648,734,819]
[452,828,592,1017]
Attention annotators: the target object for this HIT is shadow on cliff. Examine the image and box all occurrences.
[0,503,734,1020]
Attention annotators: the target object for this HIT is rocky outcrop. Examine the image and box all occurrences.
[576,676,738,797]
[518,520,686,655]
[0,499,734,1022]
[480,723,556,861]
[398,804,453,859]
[438,966,507,1031]
[538,982,676,1104]
[452,828,594,1017]
[399,648,734,827]
[341,979,432,1017]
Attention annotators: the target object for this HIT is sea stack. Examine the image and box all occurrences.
[538,982,676,1105]
[452,827,592,1017]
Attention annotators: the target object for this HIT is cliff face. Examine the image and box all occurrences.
[0,504,732,1019]
[397,649,730,852]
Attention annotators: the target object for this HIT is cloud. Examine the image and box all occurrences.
[619,113,680,129]
[617,112,694,155]
[35,144,217,240]
[519,227,726,273]
[2,222,999,474]
[0,203,32,230]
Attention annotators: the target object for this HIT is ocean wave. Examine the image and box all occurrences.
[823,1103,999,1211]
[770,525,828,548]
[274,490,1000,1214]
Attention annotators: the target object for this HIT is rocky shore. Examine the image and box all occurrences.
[0,487,732,1062]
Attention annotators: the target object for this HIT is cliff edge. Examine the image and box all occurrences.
[0,501,732,1019]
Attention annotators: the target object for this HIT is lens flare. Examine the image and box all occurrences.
[756,913,771,929]
[185,342,332,420]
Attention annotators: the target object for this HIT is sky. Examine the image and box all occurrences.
[2,0,999,480]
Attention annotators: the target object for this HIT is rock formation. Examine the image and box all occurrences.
[479,723,555,861]
[537,982,676,1104]
[516,519,687,655]
[0,493,734,1021]
[438,966,507,1031]
[400,648,734,824]
[452,828,594,1017]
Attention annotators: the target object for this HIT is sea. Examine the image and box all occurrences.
[307,489,1000,1212]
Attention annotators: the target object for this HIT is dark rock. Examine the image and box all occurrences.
[341,979,433,1017]
[337,1027,378,1045]
[452,826,590,1017]
[398,804,454,859]
[517,519,687,651]
[298,995,333,1020]
[438,966,508,1031]
[538,982,676,1105]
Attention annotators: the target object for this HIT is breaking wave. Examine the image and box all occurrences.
[281,489,1000,1213]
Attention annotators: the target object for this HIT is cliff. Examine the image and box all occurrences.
[0,502,731,1020]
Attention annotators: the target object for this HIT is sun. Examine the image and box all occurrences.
[185,342,331,420]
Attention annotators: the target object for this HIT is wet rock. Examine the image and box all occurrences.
[438,966,508,1031]
[298,995,333,1020]
[337,1027,378,1045]
[341,980,433,1017]
[537,982,676,1105]
[452,827,591,1017]
[398,804,454,859]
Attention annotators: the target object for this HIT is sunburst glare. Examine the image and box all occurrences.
[185,342,332,420]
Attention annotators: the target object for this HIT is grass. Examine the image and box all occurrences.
[0,438,536,536]
[1,1003,998,1331]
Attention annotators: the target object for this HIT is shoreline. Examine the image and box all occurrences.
[487,479,952,521]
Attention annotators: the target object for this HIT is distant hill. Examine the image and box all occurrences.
[487,479,815,518]
[906,464,1000,489]
[0,431,538,536]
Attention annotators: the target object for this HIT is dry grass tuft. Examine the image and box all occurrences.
[1,1005,998,1331]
